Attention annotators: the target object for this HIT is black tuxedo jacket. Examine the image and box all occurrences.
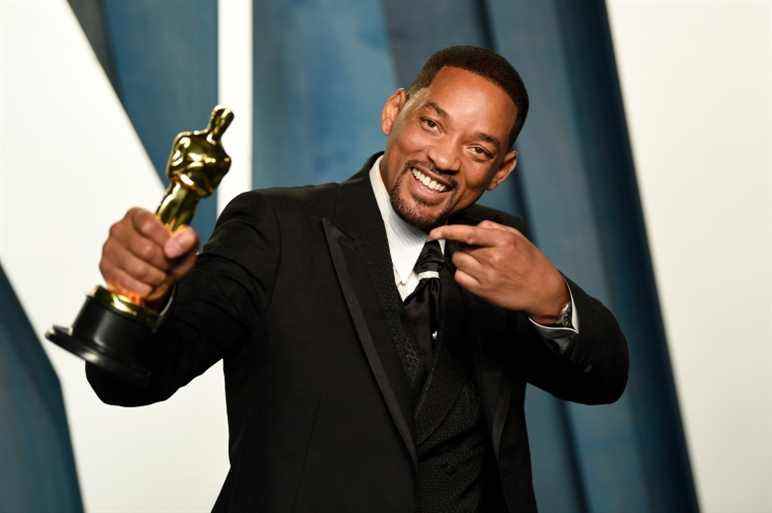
[87,154,628,513]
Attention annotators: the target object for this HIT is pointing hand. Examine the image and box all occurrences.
[429,220,569,323]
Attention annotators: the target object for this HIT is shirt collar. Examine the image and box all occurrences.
[369,155,444,284]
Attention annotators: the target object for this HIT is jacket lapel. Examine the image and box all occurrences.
[322,159,417,469]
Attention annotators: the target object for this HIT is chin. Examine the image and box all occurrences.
[395,206,436,232]
[390,192,449,232]
[387,167,455,231]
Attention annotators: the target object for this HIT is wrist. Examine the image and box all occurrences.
[529,276,570,324]
[531,300,571,326]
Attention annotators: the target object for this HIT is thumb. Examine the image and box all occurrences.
[164,226,199,258]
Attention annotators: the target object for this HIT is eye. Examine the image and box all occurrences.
[471,146,494,159]
[420,117,440,131]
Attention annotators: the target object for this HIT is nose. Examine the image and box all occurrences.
[426,137,461,174]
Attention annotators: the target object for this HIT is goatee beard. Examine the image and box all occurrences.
[388,173,452,232]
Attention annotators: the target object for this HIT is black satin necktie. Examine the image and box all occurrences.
[403,240,444,388]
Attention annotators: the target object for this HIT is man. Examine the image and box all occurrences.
[89,46,628,512]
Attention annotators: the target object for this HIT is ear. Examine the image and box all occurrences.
[486,149,518,191]
[381,88,409,135]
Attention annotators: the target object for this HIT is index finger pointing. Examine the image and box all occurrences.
[428,224,501,247]
[477,219,522,236]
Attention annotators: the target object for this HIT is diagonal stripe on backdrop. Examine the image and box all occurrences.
[70,0,220,241]
[67,0,120,95]
[0,262,84,513]
[487,1,699,512]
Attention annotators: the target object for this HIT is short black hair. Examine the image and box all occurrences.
[407,45,529,148]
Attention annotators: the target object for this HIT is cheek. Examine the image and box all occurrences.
[392,123,431,153]
[461,166,496,192]
[451,167,497,207]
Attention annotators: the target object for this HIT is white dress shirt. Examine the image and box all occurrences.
[368,155,578,350]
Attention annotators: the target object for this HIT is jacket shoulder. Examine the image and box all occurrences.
[221,182,341,221]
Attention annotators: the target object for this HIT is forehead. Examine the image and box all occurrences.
[413,66,517,140]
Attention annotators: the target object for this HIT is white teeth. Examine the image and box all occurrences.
[411,168,448,192]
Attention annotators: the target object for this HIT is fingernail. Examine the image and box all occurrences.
[165,239,183,258]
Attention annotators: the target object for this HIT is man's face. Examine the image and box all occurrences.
[380,66,519,231]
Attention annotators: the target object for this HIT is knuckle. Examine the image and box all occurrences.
[128,206,146,219]
[108,222,121,238]
[135,241,156,261]
[139,219,157,236]
[127,208,146,226]
[101,239,111,258]
[127,260,148,280]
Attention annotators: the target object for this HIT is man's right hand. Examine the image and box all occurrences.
[99,207,199,304]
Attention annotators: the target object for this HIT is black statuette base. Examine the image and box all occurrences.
[46,295,152,386]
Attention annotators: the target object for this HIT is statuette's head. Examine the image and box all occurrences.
[166,106,234,197]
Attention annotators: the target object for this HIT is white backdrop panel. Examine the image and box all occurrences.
[608,2,772,512]
[1,2,229,512]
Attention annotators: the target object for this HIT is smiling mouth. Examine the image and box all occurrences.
[410,167,452,193]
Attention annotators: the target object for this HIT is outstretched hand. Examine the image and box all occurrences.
[429,220,569,323]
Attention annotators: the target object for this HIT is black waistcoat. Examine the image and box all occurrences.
[395,263,502,513]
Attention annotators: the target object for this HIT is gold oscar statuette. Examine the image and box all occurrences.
[46,106,235,384]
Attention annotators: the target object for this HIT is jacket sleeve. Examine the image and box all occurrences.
[86,191,281,406]
[506,278,629,405]
[469,208,629,404]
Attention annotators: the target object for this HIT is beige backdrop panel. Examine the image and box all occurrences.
[608,2,772,512]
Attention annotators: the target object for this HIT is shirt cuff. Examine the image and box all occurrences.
[528,283,579,352]
[156,286,175,320]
